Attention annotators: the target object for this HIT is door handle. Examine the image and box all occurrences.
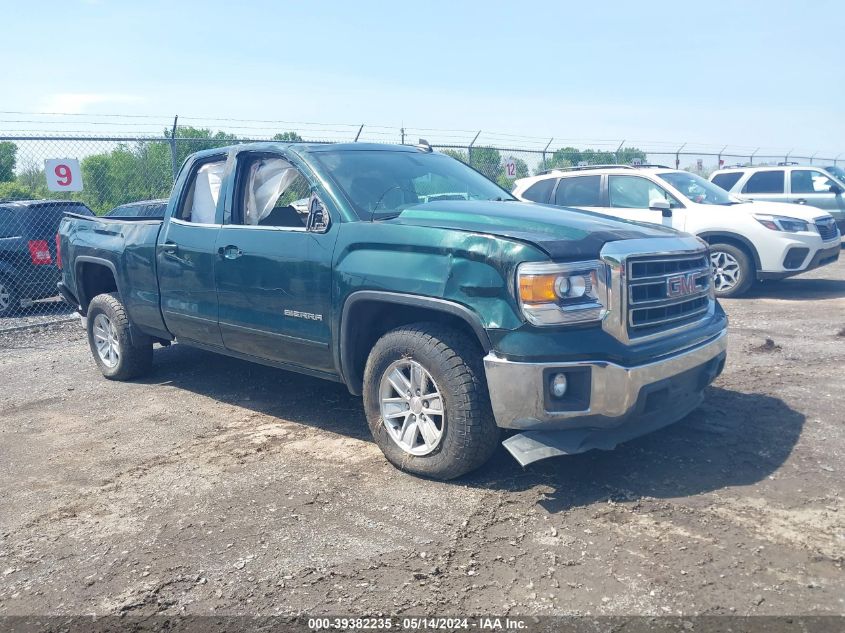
[161,242,179,256]
[218,245,243,260]
[795,198,807,204]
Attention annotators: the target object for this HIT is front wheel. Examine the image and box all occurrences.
[86,292,153,380]
[363,323,500,480]
[709,243,753,298]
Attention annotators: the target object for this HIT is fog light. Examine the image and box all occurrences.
[551,373,568,398]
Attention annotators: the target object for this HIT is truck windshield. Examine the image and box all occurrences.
[311,149,515,219]
[658,171,741,206]
[824,165,845,183]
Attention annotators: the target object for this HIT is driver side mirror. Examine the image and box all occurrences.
[649,199,673,218]
[829,183,844,195]
[307,194,330,233]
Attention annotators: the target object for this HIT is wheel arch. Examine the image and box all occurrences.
[74,256,120,313]
[697,232,761,274]
[339,291,492,396]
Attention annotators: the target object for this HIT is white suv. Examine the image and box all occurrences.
[513,166,840,297]
[709,164,845,236]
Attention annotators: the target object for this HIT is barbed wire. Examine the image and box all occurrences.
[0,111,841,159]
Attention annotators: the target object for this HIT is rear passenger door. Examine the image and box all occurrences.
[214,150,339,373]
[157,155,226,347]
[740,169,787,204]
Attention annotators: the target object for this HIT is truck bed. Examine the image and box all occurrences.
[58,214,168,337]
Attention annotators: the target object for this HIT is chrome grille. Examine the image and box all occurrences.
[626,253,712,336]
[815,217,839,241]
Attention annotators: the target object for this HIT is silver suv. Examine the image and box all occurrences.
[710,164,845,236]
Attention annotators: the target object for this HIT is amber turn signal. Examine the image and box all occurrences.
[518,274,558,304]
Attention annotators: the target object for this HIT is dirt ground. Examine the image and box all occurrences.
[1,258,843,618]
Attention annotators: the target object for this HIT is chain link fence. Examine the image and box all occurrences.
[1,132,842,329]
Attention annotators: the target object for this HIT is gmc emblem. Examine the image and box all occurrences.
[666,272,698,298]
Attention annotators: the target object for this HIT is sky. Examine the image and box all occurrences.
[2,0,844,157]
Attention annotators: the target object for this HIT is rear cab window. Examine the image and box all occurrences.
[177,159,226,223]
[711,172,743,191]
[742,170,785,194]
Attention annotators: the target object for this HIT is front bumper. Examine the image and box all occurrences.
[484,330,728,466]
[758,243,841,280]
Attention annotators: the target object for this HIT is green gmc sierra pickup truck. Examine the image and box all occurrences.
[57,142,728,479]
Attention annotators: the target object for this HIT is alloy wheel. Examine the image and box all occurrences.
[710,250,741,293]
[92,313,120,368]
[379,358,445,456]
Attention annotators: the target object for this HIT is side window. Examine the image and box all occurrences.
[521,178,555,203]
[0,209,20,238]
[711,172,742,191]
[742,170,785,194]
[555,175,601,207]
[791,169,835,194]
[609,176,678,208]
[178,159,226,223]
[239,157,313,228]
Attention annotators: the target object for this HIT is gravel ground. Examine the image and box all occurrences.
[0,258,843,618]
[0,299,75,333]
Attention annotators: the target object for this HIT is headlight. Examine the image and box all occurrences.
[753,214,810,233]
[517,260,607,326]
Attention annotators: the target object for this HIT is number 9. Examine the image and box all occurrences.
[55,164,72,187]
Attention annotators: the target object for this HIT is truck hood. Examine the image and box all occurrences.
[741,199,832,222]
[386,200,681,259]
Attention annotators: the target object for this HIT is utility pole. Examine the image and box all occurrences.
[614,140,626,164]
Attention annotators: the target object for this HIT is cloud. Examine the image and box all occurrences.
[38,93,141,114]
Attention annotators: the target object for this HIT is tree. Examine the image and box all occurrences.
[165,126,239,169]
[440,149,468,163]
[0,181,32,200]
[540,145,647,173]
[272,131,303,142]
[496,156,529,191]
[0,141,17,182]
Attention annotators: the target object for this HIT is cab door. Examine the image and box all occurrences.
[788,168,845,215]
[156,155,226,347]
[214,150,339,373]
[606,175,687,231]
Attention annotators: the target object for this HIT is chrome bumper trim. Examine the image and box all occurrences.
[483,329,727,431]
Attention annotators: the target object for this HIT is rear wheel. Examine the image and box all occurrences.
[363,323,499,480]
[0,276,21,317]
[86,292,153,380]
[709,243,753,298]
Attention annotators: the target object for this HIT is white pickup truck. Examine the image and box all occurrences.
[514,165,840,297]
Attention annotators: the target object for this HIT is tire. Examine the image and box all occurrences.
[0,276,21,317]
[363,323,500,480]
[86,292,153,380]
[709,243,753,298]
